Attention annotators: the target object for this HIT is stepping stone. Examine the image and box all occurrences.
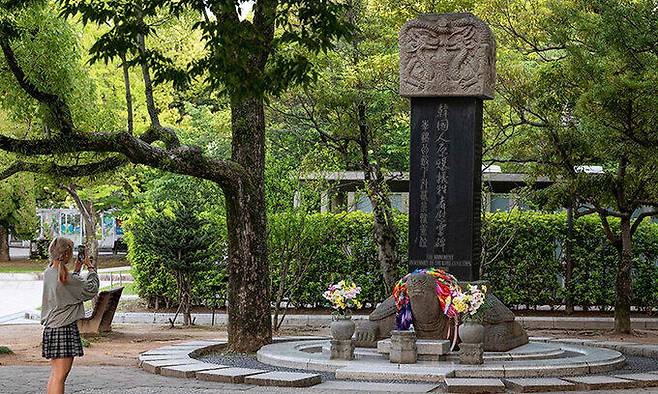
[137,354,178,367]
[141,358,198,374]
[315,381,440,392]
[613,373,658,387]
[444,378,505,393]
[504,378,576,392]
[243,371,322,387]
[160,363,228,378]
[563,375,632,390]
[141,349,192,356]
[196,367,266,383]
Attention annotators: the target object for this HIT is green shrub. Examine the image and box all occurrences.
[0,346,13,355]
[128,208,658,312]
[126,174,227,310]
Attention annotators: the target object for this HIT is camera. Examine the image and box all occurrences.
[77,244,86,262]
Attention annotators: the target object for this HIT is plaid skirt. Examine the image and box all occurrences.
[42,322,84,359]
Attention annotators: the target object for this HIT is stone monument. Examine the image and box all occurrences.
[354,13,528,352]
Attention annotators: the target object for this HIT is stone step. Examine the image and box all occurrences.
[243,371,322,387]
[314,381,439,392]
[160,363,228,378]
[141,358,199,374]
[562,375,634,390]
[503,378,577,392]
[613,373,658,388]
[196,367,266,383]
[444,378,506,393]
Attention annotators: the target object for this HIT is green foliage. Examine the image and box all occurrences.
[0,173,37,239]
[130,210,658,311]
[57,0,354,99]
[126,173,227,307]
[0,345,14,355]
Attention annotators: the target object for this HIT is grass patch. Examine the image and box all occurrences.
[0,255,129,273]
[0,346,14,355]
[100,282,136,296]
[80,337,91,348]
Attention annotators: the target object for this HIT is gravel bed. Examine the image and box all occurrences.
[607,354,658,375]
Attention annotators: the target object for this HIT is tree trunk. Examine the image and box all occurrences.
[176,273,193,326]
[81,201,99,267]
[0,225,10,261]
[368,177,399,294]
[356,101,399,294]
[62,185,99,267]
[225,95,272,352]
[614,215,633,333]
[564,202,574,315]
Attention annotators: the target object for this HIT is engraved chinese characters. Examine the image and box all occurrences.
[435,104,449,252]
[403,13,493,280]
[408,98,482,280]
[399,13,496,99]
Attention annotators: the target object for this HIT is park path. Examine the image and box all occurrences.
[0,279,42,323]
[1,366,658,394]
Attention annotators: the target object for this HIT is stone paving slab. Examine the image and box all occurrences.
[244,371,322,387]
[613,373,658,388]
[196,367,267,383]
[160,363,229,378]
[563,375,634,390]
[313,381,440,392]
[141,349,193,356]
[503,378,577,392]
[444,378,506,393]
[141,358,199,374]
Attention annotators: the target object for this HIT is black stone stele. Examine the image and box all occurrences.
[408,97,482,281]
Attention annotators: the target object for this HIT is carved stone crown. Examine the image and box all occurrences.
[399,13,496,99]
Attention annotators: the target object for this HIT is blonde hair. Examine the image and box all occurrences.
[49,237,74,283]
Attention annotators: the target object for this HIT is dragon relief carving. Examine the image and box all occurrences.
[399,13,496,99]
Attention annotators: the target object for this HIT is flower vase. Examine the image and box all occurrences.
[459,320,485,343]
[330,314,355,340]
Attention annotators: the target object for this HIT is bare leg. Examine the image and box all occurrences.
[48,357,74,394]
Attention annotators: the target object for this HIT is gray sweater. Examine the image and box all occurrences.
[41,266,100,328]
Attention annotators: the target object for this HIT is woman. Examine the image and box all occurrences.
[41,237,99,394]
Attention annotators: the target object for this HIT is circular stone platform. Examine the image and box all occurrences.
[257,340,625,381]
[138,336,658,392]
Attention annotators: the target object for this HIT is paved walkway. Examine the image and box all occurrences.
[1,366,658,394]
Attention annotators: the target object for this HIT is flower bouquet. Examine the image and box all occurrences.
[452,284,490,323]
[323,280,362,341]
[323,280,362,317]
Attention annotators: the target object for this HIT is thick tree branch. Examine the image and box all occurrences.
[0,39,75,133]
[0,131,249,192]
[135,33,180,148]
[597,211,620,246]
[0,156,127,180]
[119,53,134,134]
[630,210,658,236]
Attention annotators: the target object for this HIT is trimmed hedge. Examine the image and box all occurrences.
[128,211,658,312]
